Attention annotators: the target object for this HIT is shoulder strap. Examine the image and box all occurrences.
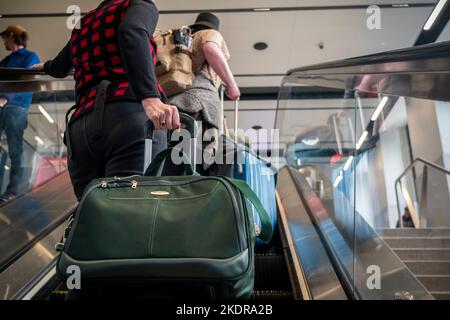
[145,147,195,176]
[221,177,273,242]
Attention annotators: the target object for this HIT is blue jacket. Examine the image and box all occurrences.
[0,48,40,109]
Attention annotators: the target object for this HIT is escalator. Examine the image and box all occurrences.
[3,40,450,300]
[0,69,301,301]
[0,69,77,299]
[2,66,340,301]
[0,172,76,271]
[281,165,434,300]
[274,40,450,300]
[0,171,77,299]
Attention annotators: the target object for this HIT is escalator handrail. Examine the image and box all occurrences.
[395,157,450,228]
[0,67,73,81]
[287,40,450,76]
[0,68,73,95]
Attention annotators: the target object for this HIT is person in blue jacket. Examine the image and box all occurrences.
[0,25,40,202]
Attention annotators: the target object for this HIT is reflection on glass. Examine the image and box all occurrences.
[1,92,71,196]
[276,74,444,299]
[0,83,75,273]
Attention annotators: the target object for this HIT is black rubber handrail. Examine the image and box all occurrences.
[0,67,74,78]
[287,40,450,75]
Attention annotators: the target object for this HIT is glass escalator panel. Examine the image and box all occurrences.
[276,42,450,299]
[0,69,77,277]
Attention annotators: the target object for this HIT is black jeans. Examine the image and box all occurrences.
[0,104,28,195]
[67,101,148,200]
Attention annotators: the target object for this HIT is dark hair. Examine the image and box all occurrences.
[403,207,411,217]
[14,32,28,47]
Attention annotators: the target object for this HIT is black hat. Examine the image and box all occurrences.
[190,12,220,31]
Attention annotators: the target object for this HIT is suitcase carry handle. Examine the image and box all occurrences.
[144,147,195,176]
[145,113,197,139]
[144,113,198,173]
[234,99,239,144]
[219,84,225,135]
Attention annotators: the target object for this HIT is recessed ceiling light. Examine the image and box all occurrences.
[424,0,447,30]
[356,131,369,150]
[35,136,44,145]
[371,96,389,121]
[38,104,55,124]
[343,156,354,171]
[334,172,343,188]
[254,42,268,51]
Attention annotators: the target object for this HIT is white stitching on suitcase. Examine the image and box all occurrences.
[148,200,160,257]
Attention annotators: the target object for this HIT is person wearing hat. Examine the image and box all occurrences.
[168,12,240,173]
[0,25,40,202]
[189,12,240,100]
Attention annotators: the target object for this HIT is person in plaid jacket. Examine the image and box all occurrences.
[35,0,179,199]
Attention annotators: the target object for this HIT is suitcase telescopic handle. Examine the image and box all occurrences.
[234,98,239,144]
[219,84,226,135]
[145,112,198,139]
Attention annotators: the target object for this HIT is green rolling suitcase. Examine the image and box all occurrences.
[56,147,273,300]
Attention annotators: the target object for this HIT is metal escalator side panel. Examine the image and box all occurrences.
[276,166,348,300]
[0,172,77,273]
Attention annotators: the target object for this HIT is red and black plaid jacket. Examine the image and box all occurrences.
[68,0,164,120]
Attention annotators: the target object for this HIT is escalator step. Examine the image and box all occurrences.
[252,290,293,300]
[254,253,291,291]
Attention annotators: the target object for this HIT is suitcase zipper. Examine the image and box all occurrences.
[99,178,207,189]
[113,175,140,181]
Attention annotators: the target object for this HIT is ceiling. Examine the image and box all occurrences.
[0,0,436,87]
